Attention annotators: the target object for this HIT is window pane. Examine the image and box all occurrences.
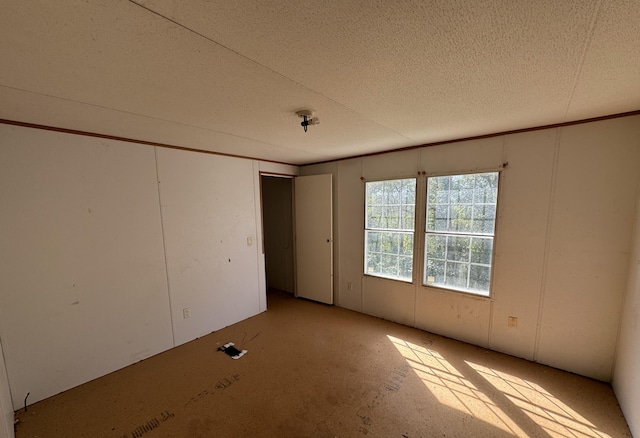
[402,180,416,204]
[472,204,496,234]
[365,178,416,282]
[446,235,470,262]
[430,204,448,232]
[381,254,398,277]
[450,174,474,203]
[470,237,493,265]
[428,177,449,204]
[365,231,414,281]
[424,171,499,295]
[449,204,472,232]
[366,205,383,229]
[383,205,401,229]
[425,259,445,284]
[367,181,384,205]
[400,233,414,256]
[380,232,399,255]
[426,234,446,259]
[366,253,381,275]
[386,180,401,204]
[399,256,413,280]
[366,231,381,253]
[401,205,415,230]
[445,262,468,289]
[469,265,491,293]
[474,173,498,203]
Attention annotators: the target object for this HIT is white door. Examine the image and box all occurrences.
[294,174,333,304]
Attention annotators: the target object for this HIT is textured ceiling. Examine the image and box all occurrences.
[1,0,639,165]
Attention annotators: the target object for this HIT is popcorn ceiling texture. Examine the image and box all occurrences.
[0,0,639,164]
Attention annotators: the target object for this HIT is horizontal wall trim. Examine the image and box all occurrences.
[259,171,296,178]
[2,109,639,168]
[0,118,296,167]
[304,109,640,166]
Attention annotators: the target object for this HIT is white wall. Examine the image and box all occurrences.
[302,115,640,381]
[156,148,262,346]
[0,124,267,409]
[613,182,640,437]
[0,336,14,438]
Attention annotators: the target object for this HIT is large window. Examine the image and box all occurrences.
[365,178,416,282]
[424,172,499,296]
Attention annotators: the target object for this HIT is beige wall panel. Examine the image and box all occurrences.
[613,183,640,438]
[300,162,338,177]
[362,277,415,326]
[488,130,557,359]
[0,125,173,409]
[537,116,640,381]
[157,148,263,347]
[415,288,491,347]
[337,159,365,312]
[363,149,419,180]
[259,161,299,176]
[0,338,13,438]
[420,137,504,174]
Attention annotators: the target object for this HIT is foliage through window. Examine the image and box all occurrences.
[424,172,499,295]
[365,178,416,282]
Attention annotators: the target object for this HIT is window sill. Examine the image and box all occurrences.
[421,283,492,300]
[363,273,413,285]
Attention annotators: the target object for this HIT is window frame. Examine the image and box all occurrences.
[363,177,418,283]
[422,171,501,297]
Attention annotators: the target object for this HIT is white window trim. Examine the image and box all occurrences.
[422,171,501,297]
[363,177,417,283]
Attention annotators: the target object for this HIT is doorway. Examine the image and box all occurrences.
[261,175,295,295]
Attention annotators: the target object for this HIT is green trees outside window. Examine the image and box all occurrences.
[425,172,499,295]
[363,172,498,296]
[365,178,416,282]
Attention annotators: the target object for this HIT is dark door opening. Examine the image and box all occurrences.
[261,175,294,295]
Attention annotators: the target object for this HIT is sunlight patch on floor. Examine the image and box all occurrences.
[387,335,528,436]
[465,361,610,438]
[388,335,611,438]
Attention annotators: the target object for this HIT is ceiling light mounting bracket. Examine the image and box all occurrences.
[296,109,319,132]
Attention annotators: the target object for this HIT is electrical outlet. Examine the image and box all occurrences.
[347,282,353,291]
[508,316,518,328]
[247,237,253,246]
[183,308,191,319]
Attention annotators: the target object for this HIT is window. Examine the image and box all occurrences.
[424,172,499,295]
[364,178,416,282]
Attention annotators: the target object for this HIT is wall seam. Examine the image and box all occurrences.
[533,128,562,361]
[154,147,176,347]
